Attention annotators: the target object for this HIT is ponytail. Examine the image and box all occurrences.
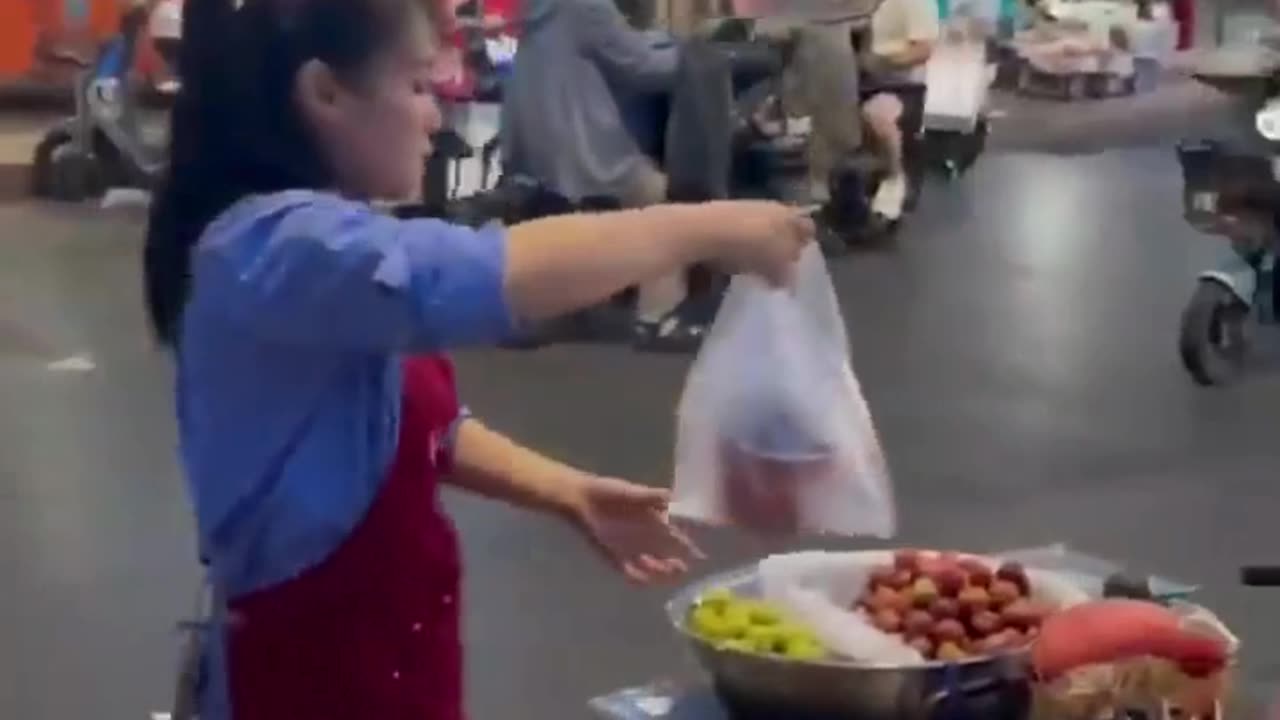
[144,0,441,346]
[143,0,237,345]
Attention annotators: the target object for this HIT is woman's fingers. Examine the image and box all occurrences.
[661,515,706,561]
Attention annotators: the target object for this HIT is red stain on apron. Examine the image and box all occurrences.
[226,355,465,720]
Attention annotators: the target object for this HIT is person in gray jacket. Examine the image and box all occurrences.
[502,0,704,350]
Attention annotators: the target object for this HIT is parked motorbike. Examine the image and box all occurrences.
[30,1,170,201]
[1175,48,1280,387]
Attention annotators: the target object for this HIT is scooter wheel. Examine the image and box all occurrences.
[30,130,71,198]
[52,153,98,202]
[1179,280,1250,387]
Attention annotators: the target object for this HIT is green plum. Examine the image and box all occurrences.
[698,588,737,611]
[721,604,753,636]
[744,601,783,627]
[781,636,826,661]
[744,624,785,654]
[690,605,734,641]
[717,638,756,654]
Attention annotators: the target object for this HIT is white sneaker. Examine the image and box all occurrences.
[871,174,907,220]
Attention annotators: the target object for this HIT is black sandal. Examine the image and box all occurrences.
[632,311,707,354]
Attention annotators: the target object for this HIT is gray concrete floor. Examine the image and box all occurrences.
[4,146,1280,718]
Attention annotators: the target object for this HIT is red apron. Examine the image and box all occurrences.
[1171,0,1195,51]
[226,356,465,720]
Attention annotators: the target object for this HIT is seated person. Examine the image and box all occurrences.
[755,5,915,226]
[502,0,701,350]
[861,0,940,221]
[147,0,183,90]
[792,18,865,213]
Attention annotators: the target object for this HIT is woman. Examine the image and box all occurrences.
[143,0,813,717]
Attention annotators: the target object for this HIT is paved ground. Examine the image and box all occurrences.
[4,141,1280,718]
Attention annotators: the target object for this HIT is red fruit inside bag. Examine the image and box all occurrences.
[670,245,897,539]
[1032,600,1229,680]
[718,414,833,534]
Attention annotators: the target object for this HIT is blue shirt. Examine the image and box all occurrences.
[178,191,514,718]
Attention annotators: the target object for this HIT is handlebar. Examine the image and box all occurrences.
[713,40,788,80]
[43,48,92,69]
[1241,566,1280,586]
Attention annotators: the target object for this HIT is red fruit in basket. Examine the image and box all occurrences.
[904,609,934,637]
[989,579,1022,608]
[970,609,1004,637]
[868,565,896,589]
[929,566,967,597]
[957,586,991,616]
[996,562,1031,593]
[873,609,903,634]
[909,577,940,608]
[1000,599,1044,629]
[908,634,935,658]
[972,633,1003,655]
[936,640,968,662]
[894,549,923,572]
[986,629,1025,654]
[932,618,967,644]
[881,587,914,615]
[960,559,994,588]
[929,597,961,620]
[886,569,915,591]
[866,586,895,612]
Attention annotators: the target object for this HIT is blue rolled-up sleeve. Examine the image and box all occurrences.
[194,191,517,351]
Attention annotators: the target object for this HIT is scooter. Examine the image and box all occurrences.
[30,1,170,202]
[433,5,905,239]
[1175,46,1280,387]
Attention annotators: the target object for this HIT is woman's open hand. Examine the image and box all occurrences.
[569,476,704,584]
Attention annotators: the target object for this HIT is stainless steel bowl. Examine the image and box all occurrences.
[667,564,1033,720]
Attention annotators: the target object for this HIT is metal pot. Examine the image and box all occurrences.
[667,564,1033,720]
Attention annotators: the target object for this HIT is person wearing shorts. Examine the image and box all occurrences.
[752,1,931,225]
[861,0,939,221]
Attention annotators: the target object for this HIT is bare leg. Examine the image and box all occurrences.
[862,92,907,219]
[636,271,688,322]
[619,166,688,323]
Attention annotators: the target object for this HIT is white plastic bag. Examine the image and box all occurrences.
[670,244,895,537]
[759,551,924,664]
[924,40,991,133]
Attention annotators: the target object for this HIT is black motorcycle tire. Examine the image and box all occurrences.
[1179,279,1250,387]
[50,150,103,203]
[30,129,72,199]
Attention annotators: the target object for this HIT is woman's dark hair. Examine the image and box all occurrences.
[143,0,446,345]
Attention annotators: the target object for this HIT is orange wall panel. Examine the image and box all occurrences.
[0,0,40,76]
[1,0,166,86]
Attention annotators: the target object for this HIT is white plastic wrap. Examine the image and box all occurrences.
[758,551,923,664]
[756,550,1092,665]
[670,245,895,538]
